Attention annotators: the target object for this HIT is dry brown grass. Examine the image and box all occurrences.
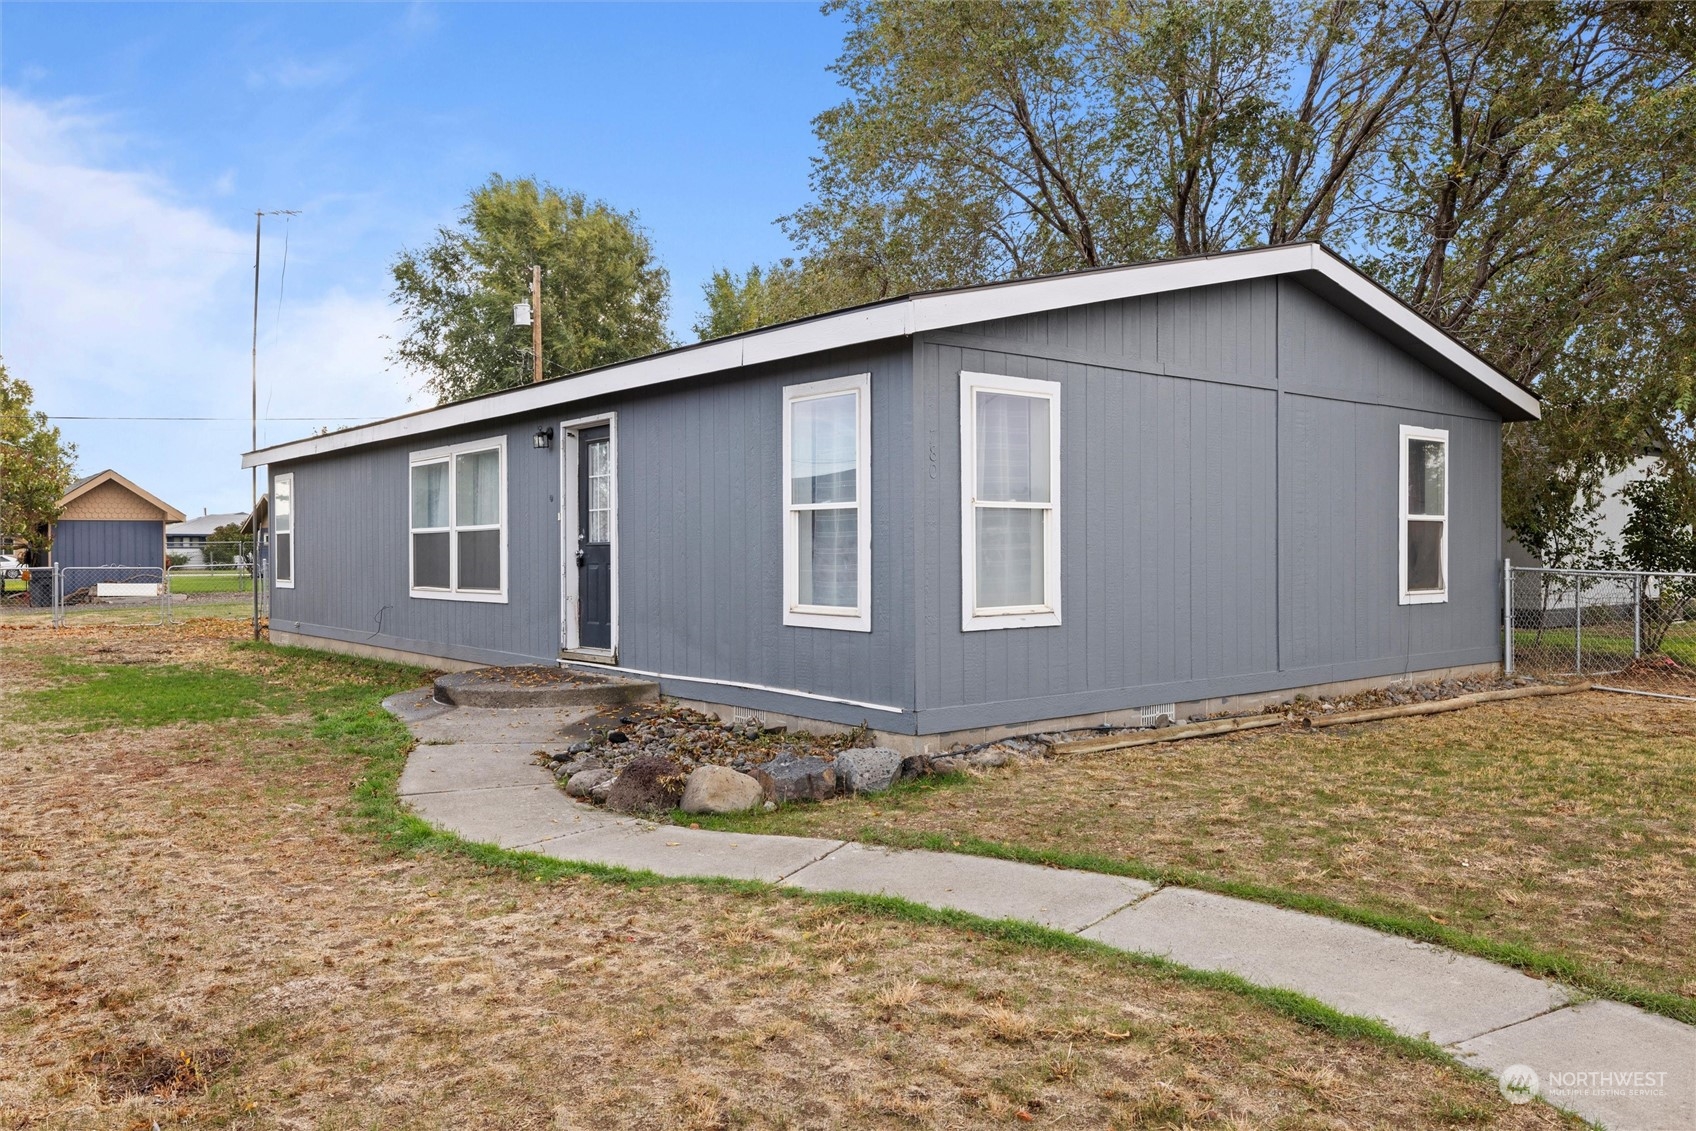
[0,623,1581,1128]
[746,692,1696,1004]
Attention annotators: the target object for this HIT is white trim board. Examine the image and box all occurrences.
[781,372,873,632]
[1398,424,1450,605]
[242,244,1537,470]
[558,412,620,657]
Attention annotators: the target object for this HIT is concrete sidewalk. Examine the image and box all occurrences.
[386,689,1695,1131]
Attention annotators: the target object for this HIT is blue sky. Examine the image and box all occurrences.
[1,2,847,513]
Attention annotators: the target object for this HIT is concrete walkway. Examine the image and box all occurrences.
[387,690,1695,1131]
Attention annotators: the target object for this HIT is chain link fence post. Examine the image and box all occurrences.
[1504,558,1515,675]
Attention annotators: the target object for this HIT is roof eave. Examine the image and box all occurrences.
[242,242,1535,468]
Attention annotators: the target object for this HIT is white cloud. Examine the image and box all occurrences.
[244,55,352,91]
[0,88,414,512]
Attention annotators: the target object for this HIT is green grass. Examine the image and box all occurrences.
[18,657,274,729]
[1512,620,1696,667]
[168,571,253,594]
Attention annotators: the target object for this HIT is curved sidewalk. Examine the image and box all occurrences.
[386,690,1695,1131]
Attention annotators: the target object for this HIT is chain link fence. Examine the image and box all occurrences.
[51,565,170,627]
[0,563,267,628]
[167,562,269,621]
[1507,565,1696,700]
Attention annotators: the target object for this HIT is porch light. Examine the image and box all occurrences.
[533,426,554,450]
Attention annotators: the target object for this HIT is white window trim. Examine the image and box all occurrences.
[781,372,872,631]
[409,435,509,603]
[273,472,295,589]
[1399,424,1449,605]
[961,370,1062,631]
[559,412,620,657]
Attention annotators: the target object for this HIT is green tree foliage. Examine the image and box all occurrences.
[1621,475,1696,575]
[205,522,252,565]
[703,1,1695,537]
[392,176,672,403]
[0,358,76,559]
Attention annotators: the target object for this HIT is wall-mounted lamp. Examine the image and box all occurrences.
[533,426,554,451]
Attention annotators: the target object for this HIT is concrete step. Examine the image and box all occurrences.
[434,665,658,709]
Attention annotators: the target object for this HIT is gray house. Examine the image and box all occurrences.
[242,244,1539,746]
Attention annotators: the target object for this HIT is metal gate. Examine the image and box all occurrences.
[50,565,170,627]
[1506,564,1696,700]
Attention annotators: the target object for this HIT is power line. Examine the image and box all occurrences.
[46,414,374,422]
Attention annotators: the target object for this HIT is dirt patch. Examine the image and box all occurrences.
[74,1041,232,1101]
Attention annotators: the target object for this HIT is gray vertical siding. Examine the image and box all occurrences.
[912,277,1504,732]
[52,520,165,570]
[270,341,915,729]
[613,342,914,722]
[270,274,1507,737]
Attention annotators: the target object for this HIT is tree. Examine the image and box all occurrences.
[1617,474,1696,654]
[205,522,251,566]
[0,358,76,563]
[392,176,673,403]
[707,1,1695,530]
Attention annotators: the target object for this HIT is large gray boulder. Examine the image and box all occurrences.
[834,747,903,795]
[603,755,689,814]
[679,765,764,814]
[751,752,837,804]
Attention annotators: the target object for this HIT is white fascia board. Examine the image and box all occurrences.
[1306,253,1541,421]
[242,306,909,468]
[909,243,1319,332]
[244,243,1534,469]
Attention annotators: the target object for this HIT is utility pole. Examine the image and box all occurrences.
[251,208,300,641]
[530,264,543,384]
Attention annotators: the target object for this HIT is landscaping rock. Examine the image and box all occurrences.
[751,752,837,804]
[899,754,931,780]
[604,755,689,814]
[967,750,1009,769]
[835,747,903,795]
[565,767,617,798]
[930,755,966,775]
[567,741,593,755]
[607,731,630,745]
[589,777,615,803]
[679,765,764,814]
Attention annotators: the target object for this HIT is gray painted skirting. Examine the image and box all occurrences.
[911,645,1505,734]
[278,620,1500,738]
[275,621,552,671]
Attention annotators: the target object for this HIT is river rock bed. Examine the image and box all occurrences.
[538,702,1046,813]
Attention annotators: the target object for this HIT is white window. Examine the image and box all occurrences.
[782,373,871,631]
[1399,424,1448,604]
[409,436,508,602]
[961,371,1061,630]
[273,472,295,589]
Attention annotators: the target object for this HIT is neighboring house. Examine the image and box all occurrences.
[50,470,186,572]
[1506,448,1663,569]
[166,510,251,565]
[241,494,268,574]
[242,243,1540,747]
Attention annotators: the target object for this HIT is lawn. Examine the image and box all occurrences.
[701,691,1696,1022]
[168,570,253,593]
[0,621,1580,1129]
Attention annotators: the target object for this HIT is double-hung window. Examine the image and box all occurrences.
[782,373,871,631]
[410,436,507,602]
[273,472,295,588]
[1399,425,1448,604]
[962,371,1061,630]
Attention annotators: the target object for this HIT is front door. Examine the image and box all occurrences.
[575,425,613,650]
